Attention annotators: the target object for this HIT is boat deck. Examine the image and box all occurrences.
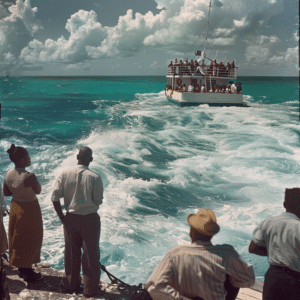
[3,261,263,300]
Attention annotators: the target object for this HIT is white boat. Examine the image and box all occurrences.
[165,0,243,107]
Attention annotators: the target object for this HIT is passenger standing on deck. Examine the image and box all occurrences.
[51,147,103,298]
[3,144,43,282]
[145,208,255,300]
[249,188,300,300]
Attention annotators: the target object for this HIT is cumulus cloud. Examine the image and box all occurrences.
[21,10,106,63]
[269,47,298,65]
[245,35,280,64]
[0,0,42,74]
[244,34,298,72]
[0,0,298,76]
[21,1,208,64]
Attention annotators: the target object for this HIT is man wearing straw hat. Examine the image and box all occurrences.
[249,188,300,300]
[145,208,255,300]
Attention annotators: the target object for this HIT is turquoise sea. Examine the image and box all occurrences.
[0,76,299,284]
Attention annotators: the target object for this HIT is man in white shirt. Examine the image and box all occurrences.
[145,208,255,300]
[188,83,194,92]
[51,147,103,297]
[249,188,300,300]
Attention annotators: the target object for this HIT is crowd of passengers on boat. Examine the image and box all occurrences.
[168,58,237,78]
[166,79,242,94]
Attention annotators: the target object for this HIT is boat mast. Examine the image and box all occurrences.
[203,0,212,64]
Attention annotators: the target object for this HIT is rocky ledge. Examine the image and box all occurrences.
[4,260,129,300]
[3,260,263,300]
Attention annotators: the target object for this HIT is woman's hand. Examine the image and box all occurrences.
[24,173,42,194]
[3,182,13,196]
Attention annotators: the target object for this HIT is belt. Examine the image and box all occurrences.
[270,265,300,278]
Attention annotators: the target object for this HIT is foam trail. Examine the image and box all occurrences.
[1,81,299,284]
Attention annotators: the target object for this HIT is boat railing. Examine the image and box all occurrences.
[167,65,237,78]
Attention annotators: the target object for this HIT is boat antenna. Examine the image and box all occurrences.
[203,0,212,62]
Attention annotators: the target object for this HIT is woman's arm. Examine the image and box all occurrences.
[24,173,42,194]
[3,181,13,196]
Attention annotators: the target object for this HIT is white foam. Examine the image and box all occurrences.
[2,91,299,284]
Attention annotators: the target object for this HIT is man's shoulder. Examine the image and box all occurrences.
[167,243,239,260]
[261,212,299,227]
[83,168,101,179]
[59,166,78,175]
[60,166,100,177]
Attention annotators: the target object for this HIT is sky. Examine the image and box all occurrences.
[0,0,298,76]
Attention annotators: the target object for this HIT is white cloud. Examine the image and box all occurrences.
[21,10,106,63]
[259,35,280,44]
[245,45,271,63]
[293,29,299,41]
[244,35,280,64]
[0,0,42,74]
[207,36,235,46]
[244,34,298,70]
[0,0,297,76]
[214,28,234,37]
[7,0,42,34]
[233,17,249,28]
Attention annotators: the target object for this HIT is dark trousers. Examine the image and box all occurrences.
[63,212,101,296]
[263,265,300,300]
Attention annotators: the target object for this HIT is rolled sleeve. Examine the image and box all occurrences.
[51,174,64,202]
[227,257,255,288]
[226,248,255,288]
[252,223,266,247]
[92,176,103,205]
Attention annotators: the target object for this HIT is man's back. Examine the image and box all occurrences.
[52,165,103,215]
[252,212,300,272]
[146,241,255,300]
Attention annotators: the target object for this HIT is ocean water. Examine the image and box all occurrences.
[0,76,299,284]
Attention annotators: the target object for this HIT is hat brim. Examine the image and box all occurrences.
[187,213,220,236]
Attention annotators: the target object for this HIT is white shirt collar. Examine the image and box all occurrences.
[76,164,89,169]
[282,212,300,220]
[192,240,213,246]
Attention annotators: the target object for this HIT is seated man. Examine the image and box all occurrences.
[145,208,255,300]
[188,83,194,92]
[249,188,300,300]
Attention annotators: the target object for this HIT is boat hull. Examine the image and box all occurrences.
[166,90,244,107]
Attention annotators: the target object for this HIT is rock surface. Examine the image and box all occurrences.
[4,260,263,300]
[4,261,129,300]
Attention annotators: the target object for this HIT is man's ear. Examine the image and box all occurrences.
[90,157,93,162]
[77,154,79,160]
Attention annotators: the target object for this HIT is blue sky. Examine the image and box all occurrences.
[0,0,298,76]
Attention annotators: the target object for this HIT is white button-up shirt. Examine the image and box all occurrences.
[145,241,255,300]
[252,212,300,272]
[51,165,103,215]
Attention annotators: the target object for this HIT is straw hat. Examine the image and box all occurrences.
[187,208,220,236]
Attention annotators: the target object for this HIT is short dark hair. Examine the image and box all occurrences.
[7,144,28,163]
[284,188,300,211]
[77,147,92,163]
